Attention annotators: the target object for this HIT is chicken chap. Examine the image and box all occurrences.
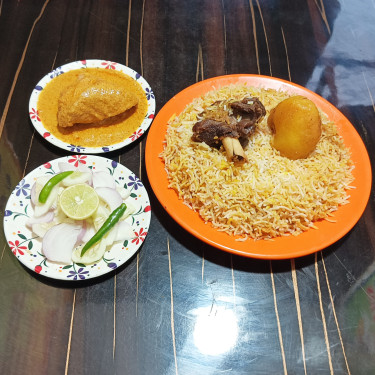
[37,68,148,147]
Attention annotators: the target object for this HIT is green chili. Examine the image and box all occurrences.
[80,203,127,256]
[38,171,74,204]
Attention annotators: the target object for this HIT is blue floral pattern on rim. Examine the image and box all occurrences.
[15,180,31,197]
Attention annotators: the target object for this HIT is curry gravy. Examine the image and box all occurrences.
[37,68,148,147]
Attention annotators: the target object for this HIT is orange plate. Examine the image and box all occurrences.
[145,75,372,259]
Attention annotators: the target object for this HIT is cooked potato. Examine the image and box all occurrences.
[268,96,322,159]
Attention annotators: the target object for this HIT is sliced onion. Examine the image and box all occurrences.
[76,220,87,244]
[116,186,131,200]
[26,211,54,228]
[30,182,37,206]
[42,223,82,264]
[82,222,97,243]
[58,162,92,174]
[62,171,91,186]
[92,204,111,230]
[58,162,92,185]
[123,202,136,220]
[96,187,123,211]
[33,184,59,217]
[92,171,116,189]
[71,240,107,264]
[115,221,135,241]
[32,222,55,238]
[31,176,50,207]
[58,162,77,172]
[54,205,75,225]
[103,222,119,248]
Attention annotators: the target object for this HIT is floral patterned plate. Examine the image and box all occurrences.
[29,59,155,154]
[3,155,151,280]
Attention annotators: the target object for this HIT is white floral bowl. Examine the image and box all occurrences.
[29,59,155,154]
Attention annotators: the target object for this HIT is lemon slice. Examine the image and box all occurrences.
[59,184,99,220]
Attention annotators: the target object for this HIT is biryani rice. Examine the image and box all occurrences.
[160,84,354,240]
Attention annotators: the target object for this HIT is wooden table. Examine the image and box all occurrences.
[1,1,374,374]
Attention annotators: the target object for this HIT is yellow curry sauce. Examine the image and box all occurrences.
[37,68,148,147]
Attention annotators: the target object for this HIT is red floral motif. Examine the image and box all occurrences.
[29,108,40,121]
[9,240,27,256]
[148,114,155,119]
[101,61,117,70]
[132,228,147,245]
[43,132,50,138]
[130,129,143,141]
[144,205,151,212]
[43,162,52,169]
[68,155,87,167]
[34,265,42,274]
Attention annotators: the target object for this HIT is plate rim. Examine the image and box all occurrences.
[3,155,151,280]
[29,59,156,154]
[145,74,372,259]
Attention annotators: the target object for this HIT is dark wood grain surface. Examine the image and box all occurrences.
[1,1,374,374]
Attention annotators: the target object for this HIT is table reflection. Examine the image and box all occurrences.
[193,305,238,356]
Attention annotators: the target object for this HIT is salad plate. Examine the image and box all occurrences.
[3,155,151,280]
[29,59,155,154]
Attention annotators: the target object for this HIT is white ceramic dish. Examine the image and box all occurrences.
[3,155,151,280]
[29,59,155,154]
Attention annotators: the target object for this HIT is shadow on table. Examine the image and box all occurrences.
[19,244,141,289]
